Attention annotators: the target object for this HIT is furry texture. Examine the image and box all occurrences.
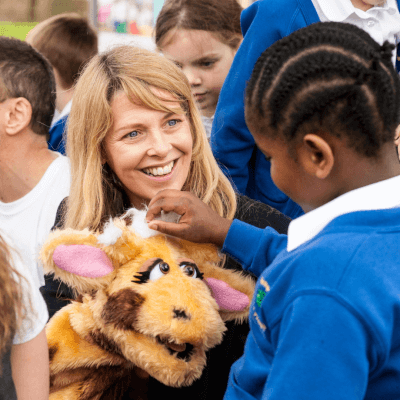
[41,213,255,400]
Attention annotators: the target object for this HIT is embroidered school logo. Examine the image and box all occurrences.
[253,278,270,332]
[256,289,266,307]
[256,277,270,307]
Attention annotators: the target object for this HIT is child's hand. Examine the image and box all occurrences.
[146,189,232,247]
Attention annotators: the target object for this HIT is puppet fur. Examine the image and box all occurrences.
[40,210,255,400]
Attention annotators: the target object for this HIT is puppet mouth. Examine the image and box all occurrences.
[156,335,194,362]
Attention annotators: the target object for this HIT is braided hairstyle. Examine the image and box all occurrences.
[245,22,400,158]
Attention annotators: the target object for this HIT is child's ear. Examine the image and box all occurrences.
[300,133,334,179]
[4,98,32,135]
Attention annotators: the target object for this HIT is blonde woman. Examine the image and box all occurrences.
[44,46,290,400]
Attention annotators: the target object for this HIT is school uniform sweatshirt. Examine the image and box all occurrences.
[211,0,400,219]
[222,176,400,399]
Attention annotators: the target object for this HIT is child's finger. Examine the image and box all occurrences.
[148,220,187,238]
[146,200,187,222]
[146,190,190,221]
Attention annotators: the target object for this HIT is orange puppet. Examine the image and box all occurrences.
[40,209,255,399]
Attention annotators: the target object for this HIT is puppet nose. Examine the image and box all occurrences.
[173,308,190,320]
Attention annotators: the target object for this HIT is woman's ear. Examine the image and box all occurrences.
[299,133,334,180]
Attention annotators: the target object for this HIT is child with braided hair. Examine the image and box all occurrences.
[147,22,400,399]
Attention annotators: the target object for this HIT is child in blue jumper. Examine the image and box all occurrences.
[147,22,400,399]
[211,0,400,220]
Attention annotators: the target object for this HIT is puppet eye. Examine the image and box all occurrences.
[149,262,170,281]
[180,262,203,279]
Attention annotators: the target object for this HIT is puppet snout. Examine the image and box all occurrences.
[138,276,225,349]
[173,307,191,320]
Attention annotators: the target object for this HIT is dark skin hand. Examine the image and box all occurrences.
[146,189,232,248]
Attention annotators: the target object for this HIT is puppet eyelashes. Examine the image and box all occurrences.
[132,260,202,284]
[180,262,203,280]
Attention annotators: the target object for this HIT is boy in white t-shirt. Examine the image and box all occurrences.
[0,37,71,291]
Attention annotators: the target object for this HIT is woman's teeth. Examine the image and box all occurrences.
[143,160,174,176]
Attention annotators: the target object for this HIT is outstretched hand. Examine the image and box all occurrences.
[146,190,232,248]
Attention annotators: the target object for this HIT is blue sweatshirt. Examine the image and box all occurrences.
[211,0,400,219]
[222,207,400,399]
[48,114,68,155]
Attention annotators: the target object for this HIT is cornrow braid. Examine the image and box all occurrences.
[245,22,400,158]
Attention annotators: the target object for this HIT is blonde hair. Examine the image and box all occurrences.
[65,46,236,231]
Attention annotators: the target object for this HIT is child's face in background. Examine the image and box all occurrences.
[161,29,238,118]
[351,0,385,11]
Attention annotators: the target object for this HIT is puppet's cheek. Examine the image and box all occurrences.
[53,244,114,278]
[205,278,249,311]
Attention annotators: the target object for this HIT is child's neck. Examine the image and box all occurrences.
[305,143,400,213]
[351,0,384,12]
[335,143,399,200]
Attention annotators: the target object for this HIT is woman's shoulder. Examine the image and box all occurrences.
[234,194,291,234]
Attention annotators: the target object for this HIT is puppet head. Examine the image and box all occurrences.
[40,209,255,389]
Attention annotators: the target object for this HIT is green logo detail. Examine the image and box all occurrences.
[256,289,266,307]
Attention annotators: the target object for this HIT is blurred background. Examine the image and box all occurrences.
[1,0,252,52]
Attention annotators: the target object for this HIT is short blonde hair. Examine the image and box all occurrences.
[65,46,236,231]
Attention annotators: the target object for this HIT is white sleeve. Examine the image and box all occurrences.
[10,251,49,345]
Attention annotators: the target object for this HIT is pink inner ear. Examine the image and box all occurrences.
[53,245,114,278]
[205,278,249,312]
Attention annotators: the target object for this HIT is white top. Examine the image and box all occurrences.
[287,175,400,251]
[311,0,400,66]
[201,114,214,140]
[50,99,72,127]
[11,245,49,344]
[0,233,49,344]
[0,154,71,288]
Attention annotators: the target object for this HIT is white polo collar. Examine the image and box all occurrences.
[316,0,395,22]
[287,175,400,251]
[51,100,72,127]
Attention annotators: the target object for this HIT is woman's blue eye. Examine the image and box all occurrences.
[128,131,139,138]
[167,119,179,127]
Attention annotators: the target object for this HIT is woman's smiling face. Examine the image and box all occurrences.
[103,90,193,209]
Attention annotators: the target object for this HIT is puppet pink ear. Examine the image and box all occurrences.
[52,245,114,278]
[205,278,249,311]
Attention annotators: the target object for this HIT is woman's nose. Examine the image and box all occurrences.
[147,131,172,158]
